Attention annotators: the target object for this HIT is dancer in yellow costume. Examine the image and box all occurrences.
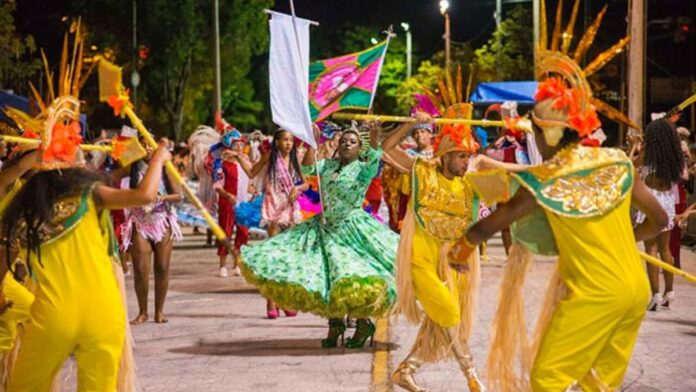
[0,30,172,391]
[2,144,170,392]
[0,149,40,369]
[450,40,668,392]
[383,111,503,392]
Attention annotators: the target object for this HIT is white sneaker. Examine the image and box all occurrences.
[218,267,229,278]
[647,293,662,311]
[660,291,675,308]
[231,266,241,276]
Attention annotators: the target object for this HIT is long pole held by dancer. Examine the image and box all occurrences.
[287,0,327,224]
[331,112,522,129]
[96,57,227,242]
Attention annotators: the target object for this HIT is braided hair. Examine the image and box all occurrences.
[643,119,684,185]
[266,129,302,183]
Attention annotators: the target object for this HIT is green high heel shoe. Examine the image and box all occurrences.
[345,319,376,349]
[321,318,346,348]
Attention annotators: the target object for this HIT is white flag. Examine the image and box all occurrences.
[269,12,316,148]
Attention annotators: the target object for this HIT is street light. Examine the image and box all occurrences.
[439,1,451,69]
[401,22,412,79]
[439,0,450,15]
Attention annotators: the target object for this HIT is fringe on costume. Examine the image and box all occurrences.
[408,238,481,364]
[112,260,138,392]
[486,244,566,392]
[394,210,420,324]
[486,243,534,392]
[0,324,22,392]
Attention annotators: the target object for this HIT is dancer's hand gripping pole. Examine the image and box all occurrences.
[97,58,227,242]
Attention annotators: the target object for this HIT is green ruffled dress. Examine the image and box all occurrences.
[240,148,398,318]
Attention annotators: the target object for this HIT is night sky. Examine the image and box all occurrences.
[15,0,694,74]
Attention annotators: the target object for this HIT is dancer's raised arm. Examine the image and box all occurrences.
[381,112,431,171]
[95,145,171,209]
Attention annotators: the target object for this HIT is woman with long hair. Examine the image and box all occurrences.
[117,141,183,324]
[236,129,308,318]
[3,144,171,390]
[235,122,397,348]
[636,118,685,310]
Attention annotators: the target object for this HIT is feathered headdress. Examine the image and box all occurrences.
[431,103,480,157]
[2,22,94,169]
[2,23,145,168]
[532,0,637,146]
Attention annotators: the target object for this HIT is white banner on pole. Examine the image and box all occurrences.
[269,12,316,148]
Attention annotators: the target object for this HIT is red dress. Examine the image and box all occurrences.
[216,160,249,256]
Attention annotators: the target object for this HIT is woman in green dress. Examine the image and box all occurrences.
[239,122,398,348]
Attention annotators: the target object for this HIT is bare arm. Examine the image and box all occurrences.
[381,114,431,171]
[94,147,171,210]
[632,175,669,242]
[447,187,537,271]
[0,150,40,197]
[470,154,528,172]
[302,124,321,167]
[367,121,380,149]
[466,187,538,246]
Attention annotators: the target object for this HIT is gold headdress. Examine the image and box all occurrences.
[427,68,481,157]
[1,22,144,168]
[533,0,637,146]
[2,22,92,168]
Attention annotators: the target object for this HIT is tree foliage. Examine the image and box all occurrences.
[394,60,444,113]
[65,0,271,140]
[474,5,534,82]
[0,0,41,95]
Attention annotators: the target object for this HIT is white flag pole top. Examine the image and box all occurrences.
[267,9,317,148]
[263,9,319,26]
[367,25,395,113]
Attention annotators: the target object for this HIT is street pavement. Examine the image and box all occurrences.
[59,228,696,391]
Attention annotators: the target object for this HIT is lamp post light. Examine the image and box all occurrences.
[439,0,451,70]
[401,22,412,79]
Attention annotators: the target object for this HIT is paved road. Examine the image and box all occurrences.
[59,228,696,391]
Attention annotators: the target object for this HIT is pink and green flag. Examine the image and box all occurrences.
[308,41,388,121]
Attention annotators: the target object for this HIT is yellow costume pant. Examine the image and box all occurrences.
[531,198,650,391]
[9,199,125,392]
[0,273,34,351]
[411,224,460,328]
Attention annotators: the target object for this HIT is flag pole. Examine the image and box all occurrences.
[367,25,395,114]
[287,0,326,224]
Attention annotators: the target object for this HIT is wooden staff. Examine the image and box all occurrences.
[1,135,113,152]
[331,112,509,127]
[640,251,696,284]
[120,104,227,242]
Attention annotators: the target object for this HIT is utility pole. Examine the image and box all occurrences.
[440,1,451,70]
[627,0,646,131]
[212,0,222,115]
[131,0,138,108]
[402,23,412,79]
[533,0,540,66]
[495,0,502,79]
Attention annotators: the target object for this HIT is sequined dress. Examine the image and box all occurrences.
[240,148,398,318]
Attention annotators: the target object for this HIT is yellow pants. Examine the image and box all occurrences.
[533,198,651,390]
[531,284,647,391]
[8,200,125,392]
[0,272,34,351]
[411,225,460,328]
